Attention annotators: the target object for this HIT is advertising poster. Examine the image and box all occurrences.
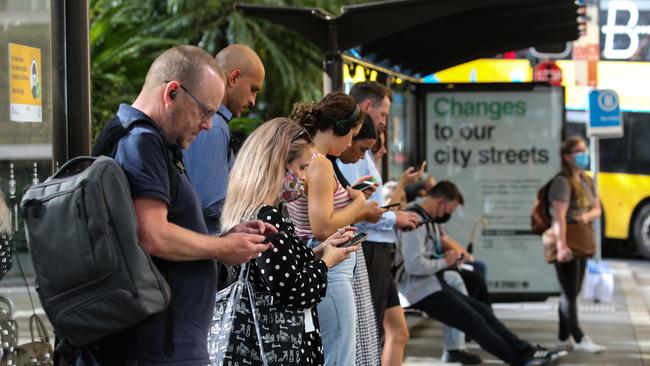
[425,85,563,294]
[9,43,42,123]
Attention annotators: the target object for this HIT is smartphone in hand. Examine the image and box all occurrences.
[380,203,400,209]
[263,231,287,243]
[340,232,368,248]
[352,182,374,191]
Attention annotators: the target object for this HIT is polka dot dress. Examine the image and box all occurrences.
[237,205,327,366]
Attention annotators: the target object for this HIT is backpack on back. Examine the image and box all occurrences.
[20,117,178,348]
[530,176,557,235]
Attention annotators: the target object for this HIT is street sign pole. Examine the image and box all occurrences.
[587,89,623,263]
[590,136,601,262]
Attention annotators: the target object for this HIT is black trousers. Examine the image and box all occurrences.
[554,257,587,342]
[363,242,401,338]
[458,267,491,306]
[410,288,533,366]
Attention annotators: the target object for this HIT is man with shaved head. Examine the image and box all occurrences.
[184,44,266,237]
[77,45,274,366]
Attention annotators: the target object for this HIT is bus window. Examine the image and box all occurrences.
[630,114,650,173]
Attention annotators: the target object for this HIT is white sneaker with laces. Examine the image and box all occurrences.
[555,338,574,351]
[573,335,605,353]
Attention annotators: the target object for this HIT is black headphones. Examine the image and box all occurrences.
[170,90,177,100]
[333,104,360,136]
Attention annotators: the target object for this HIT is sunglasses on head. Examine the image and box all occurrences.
[291,129,312,143]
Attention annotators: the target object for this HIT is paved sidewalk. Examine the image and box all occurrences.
[403,260,650,365]
[2,259,649,364]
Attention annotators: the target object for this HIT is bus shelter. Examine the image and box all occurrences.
[237,0,583,91]
[238,0,584,300]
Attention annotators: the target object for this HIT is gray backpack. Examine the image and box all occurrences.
[21,156,171,348]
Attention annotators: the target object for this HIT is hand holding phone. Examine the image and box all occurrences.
[340,232,368,248]
[419,160,427,173]
[352,180,375,192]
[381,202,400,209]
[352,183,372,192]
[263,231,287,243]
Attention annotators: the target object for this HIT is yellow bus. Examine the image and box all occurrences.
[567,111,650,258]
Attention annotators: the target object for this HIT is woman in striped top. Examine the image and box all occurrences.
[286,92,369,366]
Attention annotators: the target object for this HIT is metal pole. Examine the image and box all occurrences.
[323,53,343,94]
[65,0,92,158]
[52,0,68,170]
[590,136,601,262]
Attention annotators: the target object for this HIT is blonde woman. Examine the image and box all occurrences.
[219,118,358,365]
[286,92,373,366]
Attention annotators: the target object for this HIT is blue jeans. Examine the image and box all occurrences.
[442,270,468,352]
[308,239,357,366]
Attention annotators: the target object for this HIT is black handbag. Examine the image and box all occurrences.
[208,263,308,366]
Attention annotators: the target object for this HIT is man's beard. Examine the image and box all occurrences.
[169,107,186,148]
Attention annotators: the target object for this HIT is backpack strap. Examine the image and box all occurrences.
[94,116,184,358]
[406,204,443,257]
[406,204,433,238]
[92,116,181,220]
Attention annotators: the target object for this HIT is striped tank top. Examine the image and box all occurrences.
[285,153,352,239]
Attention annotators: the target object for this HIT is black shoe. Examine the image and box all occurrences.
[524,345,563,366]
[442,350,482,364]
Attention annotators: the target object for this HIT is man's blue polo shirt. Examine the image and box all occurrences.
[183,105,234,220]
[114,103,217,365]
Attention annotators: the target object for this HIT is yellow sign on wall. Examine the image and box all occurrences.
[9,43,42,122]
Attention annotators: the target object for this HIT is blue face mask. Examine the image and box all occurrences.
[574,152,590,170]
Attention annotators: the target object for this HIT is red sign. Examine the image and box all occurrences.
[533,60,563,86]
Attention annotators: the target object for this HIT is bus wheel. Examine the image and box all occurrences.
[632,203,650,259]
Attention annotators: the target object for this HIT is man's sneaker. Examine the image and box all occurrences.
[550,350,568,361]
[555,337,574,351]
[573,335,605,354]
[524,345,565,366]
[442,350,482,364]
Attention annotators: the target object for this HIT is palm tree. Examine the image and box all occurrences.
[90,0,367,142]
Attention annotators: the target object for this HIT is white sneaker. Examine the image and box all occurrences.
[555,338,574,351]
[573,335,605,353]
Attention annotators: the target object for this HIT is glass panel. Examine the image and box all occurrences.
[0,0,53,252]
[387,88,416,182]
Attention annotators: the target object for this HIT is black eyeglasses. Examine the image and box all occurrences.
[164,81,217,121]
[291,128,312,143]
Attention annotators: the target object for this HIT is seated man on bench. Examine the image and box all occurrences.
[396,181,564,366]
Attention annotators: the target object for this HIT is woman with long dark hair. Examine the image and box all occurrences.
[287,92,376,365]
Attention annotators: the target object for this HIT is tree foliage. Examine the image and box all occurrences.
[90,0,367,141]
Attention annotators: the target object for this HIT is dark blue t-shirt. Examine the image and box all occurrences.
[113,104,217,365]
